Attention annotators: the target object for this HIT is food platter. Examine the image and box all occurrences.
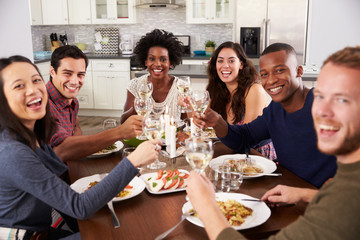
[140,169,189,195]
[70,174,145,202]
[209,154,277,179]
[182,193,271,230]
[88,141,124,158]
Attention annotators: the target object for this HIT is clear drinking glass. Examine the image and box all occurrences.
[103,119,117,130]
[143,115,166,169]
[137,79,153,99]
[189,90,210,136]
[223,159,243,191]
[176,76,191,113]
[134,97,154,140]
[185,137,213,173]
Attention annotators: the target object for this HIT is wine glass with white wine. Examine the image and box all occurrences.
[137,79,153,99]
[143,114,166,169]
[189,89,210,136]
[134,97,153,140]
[185,137,213,173]
[175,76,191,113]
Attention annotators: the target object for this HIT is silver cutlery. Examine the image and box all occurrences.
[107,201,120,228]
[241,198,263,202]
[154,212,194,240]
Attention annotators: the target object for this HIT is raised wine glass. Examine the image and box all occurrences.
[134,97,153,140]
[185,137,213,173]
[175,76,191,113]
[143,114,167,169]
[189,89,210,136]
[137,78,153,99]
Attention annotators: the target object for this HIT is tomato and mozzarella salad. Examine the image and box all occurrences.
[145,169,189,192]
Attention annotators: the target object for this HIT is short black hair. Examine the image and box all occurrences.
[0,55,56,151]
[134,29,184,69]
[261,42,297,56]
[50,45,88,81]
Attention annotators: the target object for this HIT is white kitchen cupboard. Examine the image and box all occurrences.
[186,0,234,24]
[90,0,135,24]
[29,0,42,25]
[68,0,92,24]
[78,61,94,108]
[41,0,69,25]
[92,59,130,110]
[36,61,51,83]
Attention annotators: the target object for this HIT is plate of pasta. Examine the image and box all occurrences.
[182,193,271,230]
[88,141,124,158]
[70,174,145,202]
[209,154,277,179]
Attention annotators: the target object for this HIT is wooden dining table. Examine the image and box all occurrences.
[68,142,317,240]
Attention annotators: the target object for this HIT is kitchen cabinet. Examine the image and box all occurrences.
[186,0,234,24]
[68,0,92,24]
[90,0,135,24]
[29,0,42,25]
[41,0,69,25]
[78,61,94,108]
[36,61,51,83]
[92,59,130,110]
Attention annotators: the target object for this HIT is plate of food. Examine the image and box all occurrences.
[140,169,189,194]
[70,174,145,202]
[209,154,277,178]
[182,192,271,230]
[88,141,124,158]
[201,127,217,139]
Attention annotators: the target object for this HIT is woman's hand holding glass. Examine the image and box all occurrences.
[189,90,210,136]
[185,137,213,173]
[143,114,167,169]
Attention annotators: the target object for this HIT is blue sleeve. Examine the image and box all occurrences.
[2,144,138,220]
[218,114,271,153]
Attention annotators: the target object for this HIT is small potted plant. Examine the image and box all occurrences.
[205,40,216,56]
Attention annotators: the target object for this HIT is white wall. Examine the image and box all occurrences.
[306,0,360,66]
[0,0,33,60]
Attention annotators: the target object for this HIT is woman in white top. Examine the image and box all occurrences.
[120,29,184,123]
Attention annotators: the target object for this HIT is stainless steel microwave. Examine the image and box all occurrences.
[175,35,190,54]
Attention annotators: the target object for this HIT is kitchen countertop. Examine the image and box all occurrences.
[33,53,210,64]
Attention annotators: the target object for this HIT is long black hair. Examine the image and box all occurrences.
[0,55,56,150]
[206,41,259,123]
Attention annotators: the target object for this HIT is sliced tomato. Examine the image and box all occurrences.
[166,178,178,189]
[125,185,133,189]
[166,170,174,178]
[182,173,190,179]
[178,178,184,188]
[157,170,164,180]
[173,169,180,176]
[162,176,170,186]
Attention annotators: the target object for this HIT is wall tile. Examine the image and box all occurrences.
[31,8,233,53]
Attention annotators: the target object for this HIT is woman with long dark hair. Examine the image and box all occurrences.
[206,41,276,159]
[0,56,161,239]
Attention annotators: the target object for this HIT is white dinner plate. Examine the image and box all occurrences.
[140,169,189,195]
[182,192,271,230]
[210,154,277,179]
[70,174,145,202]
[88,141,124,158]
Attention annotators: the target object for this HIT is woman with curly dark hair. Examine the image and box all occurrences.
[207,41,276,159]
[121,29,184,123]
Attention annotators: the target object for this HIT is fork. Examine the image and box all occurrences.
[154,212,193,240]
[107,201,120,228]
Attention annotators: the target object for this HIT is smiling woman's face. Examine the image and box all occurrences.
[145,46,171,80]
[2,62,47,130]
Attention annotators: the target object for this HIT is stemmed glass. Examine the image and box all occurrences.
[185,137,213,173]
[134,97,153,140]
[175,76,191,113]
[189,90,210,136]
[137,78,153,99]
[143,114,167,169]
